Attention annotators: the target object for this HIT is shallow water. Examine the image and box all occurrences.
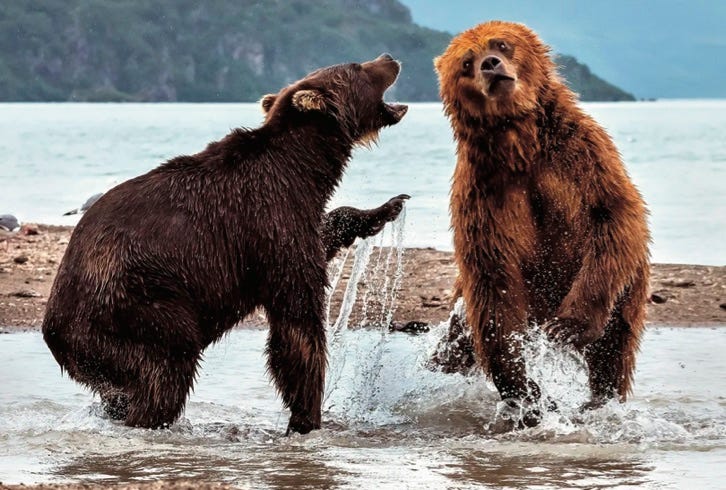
[1,325,725,488]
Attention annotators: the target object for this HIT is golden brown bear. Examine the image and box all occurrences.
[434,21,650,423]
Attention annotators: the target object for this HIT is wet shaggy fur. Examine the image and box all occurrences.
[434,22,650,416]
[42,55,408,434]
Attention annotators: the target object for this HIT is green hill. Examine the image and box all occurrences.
[0,0,634,102]
[554,55,635,102]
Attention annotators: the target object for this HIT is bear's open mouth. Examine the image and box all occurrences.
[491,73,515,83]
[485,73,516,93]
[382,102,408,125]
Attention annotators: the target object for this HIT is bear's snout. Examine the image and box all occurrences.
[481,55,503,72]
[362,54,401,91]
[479,55,516,96]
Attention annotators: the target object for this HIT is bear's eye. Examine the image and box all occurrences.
[498,41,508,51]
[462,60,472,71]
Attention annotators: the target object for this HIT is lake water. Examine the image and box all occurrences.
[1,325,725,488]
[0,100,724,265]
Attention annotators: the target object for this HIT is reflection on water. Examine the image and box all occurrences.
[1,325,725,488]
[445,450,653,488]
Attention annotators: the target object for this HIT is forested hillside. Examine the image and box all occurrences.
[0,0,634,102]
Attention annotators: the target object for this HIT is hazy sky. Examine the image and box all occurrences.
[401,0,726,99]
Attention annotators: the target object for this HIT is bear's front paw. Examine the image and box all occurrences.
[381,193,411,219]
[543,316,600,349]
[361,194,410,238]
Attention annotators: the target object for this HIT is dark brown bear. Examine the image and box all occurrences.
[433,22,650,422]
[42,54,408,434]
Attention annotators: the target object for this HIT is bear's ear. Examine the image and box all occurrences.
[260,94,277,114]
[292,89,327,112]
[433,55,444,74]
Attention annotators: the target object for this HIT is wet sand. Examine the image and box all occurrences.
[1,224,724,331]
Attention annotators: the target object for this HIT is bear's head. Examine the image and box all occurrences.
[260,54,407,145]
[435,21,556,121]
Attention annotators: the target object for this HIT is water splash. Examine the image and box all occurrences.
[354,212,406,327]
[484,326,591,434]
[2,328,726,487]
[324,207,407,419]
[325,247,350,324]
[323,238,374,409]
[329,235,374,337]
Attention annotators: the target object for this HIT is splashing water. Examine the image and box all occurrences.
[356,205,407,329]
[488,326,592,435]
[324,206,407,421]
[1,324,725,487]
[325,247,350,325]
[323,275,726,452]
[328,237,374,336]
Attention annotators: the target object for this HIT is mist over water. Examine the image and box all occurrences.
[1,100,724,265]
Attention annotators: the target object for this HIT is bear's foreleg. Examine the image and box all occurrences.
[321,194,409,260]
[264,272,327,435]
[266,316,326,435]
[466,275,545,426]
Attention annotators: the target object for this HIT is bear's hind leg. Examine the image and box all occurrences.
[583,278,646,410]
[469,279,546,428]
[583,312,641,409]
[100,385,129,420]
[583,315,630,409]
[50,336,131,421]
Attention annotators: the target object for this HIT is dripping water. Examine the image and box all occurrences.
[324,206,407,418]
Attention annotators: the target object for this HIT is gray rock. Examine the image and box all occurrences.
[0,214,19,231]
[63,192,104,216]
[10,289,41,298]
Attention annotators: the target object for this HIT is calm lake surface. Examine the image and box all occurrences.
[0,100,724,264]
[1,326,725,488]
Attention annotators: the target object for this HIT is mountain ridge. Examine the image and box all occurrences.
[401,0,726,99]
[0,0,634,102]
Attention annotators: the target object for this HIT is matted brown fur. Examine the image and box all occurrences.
[435,21,650,413]
[42,55,408,435]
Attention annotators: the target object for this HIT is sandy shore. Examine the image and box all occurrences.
[1,224,724,331]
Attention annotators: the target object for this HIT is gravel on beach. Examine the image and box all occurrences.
[1,225,724,331]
